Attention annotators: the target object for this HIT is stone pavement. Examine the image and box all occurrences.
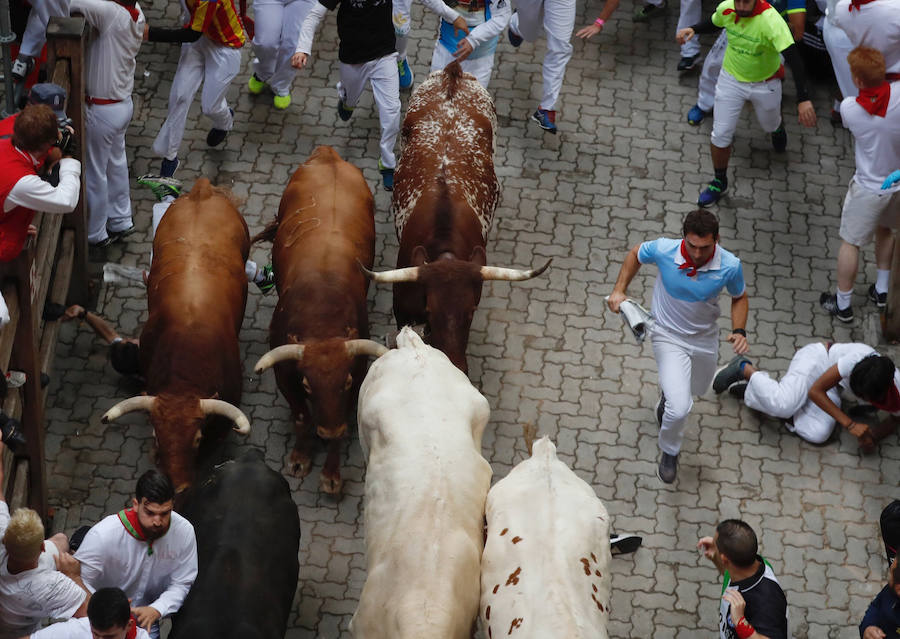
[38,0,899,636]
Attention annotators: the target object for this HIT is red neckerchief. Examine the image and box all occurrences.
[849,0,877,10]
[118,508,154,556]
[870,383,900,413]
[678,240,700,277]
[126,616,138,639]
[723,0,770,22]
[112,0,140,21]
[856,82,891,117]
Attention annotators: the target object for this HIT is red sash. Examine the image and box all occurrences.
[678,240,700,277]
[856,82,891,117]
[118,508,155,556]
[849,0,877,11]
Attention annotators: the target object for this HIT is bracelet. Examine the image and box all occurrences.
[731,328,747,337]
[735,617,755,639]
[594,17,605,26]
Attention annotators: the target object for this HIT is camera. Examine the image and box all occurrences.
[55,116,76,156]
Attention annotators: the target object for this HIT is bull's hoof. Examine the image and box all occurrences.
[285,450,313,479]
[319,471,343,496]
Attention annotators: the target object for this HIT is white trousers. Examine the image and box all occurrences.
[152,38,241,161]
[823,18,856,98]
[510,0,574,111]
[743,343,842,444]
[710,68,782,148]
[651,325,719,456]
[85,99,134,244]
[697,30,727,112]
[392,0,412,58]
[20,0,70,58]
[338,53,401,169]
[430,43,495,88]
[252,0,313,96]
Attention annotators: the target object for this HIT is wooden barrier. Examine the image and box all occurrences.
[0,16,87,522]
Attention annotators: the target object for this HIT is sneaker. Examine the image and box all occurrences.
[508,25,524,47]
[273,94,291,110]
[337,98,354,122]
[728,381,748,400]
[610,533,643,555]
[10,56,33,81]
[656,393,666,428]
[160,157,179,178]
[248,73,265,95]
[531,108,557,134]
[713,355,752,394]
[868,284,887,308]
[677,54,700,72]
[398,58,414,90]
[107,224,137,243]
[255,264,276,294]
[771,125,787,152]
[657,452,678,484]
[698,178,727,207]
[207,108,234,147]
[137,175,183,201]
[0,413,26,453]
[378,159,395,191]
[819,292,853,322]
[634,0,667,21]
[687,104,709,125]
[90,235,116,249]
[5,371,25,388]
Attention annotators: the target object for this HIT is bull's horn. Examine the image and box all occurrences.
[358,260,420,283]
[254,345,305,373]
[102,396,156,423]
[345,339,389,359]
[199,399,251,435]
[480,258,553,282]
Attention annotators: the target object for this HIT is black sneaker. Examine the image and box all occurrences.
[728,381,748,400]
[657,452,678,483]
[206,108,234,147]
[820,292,853,322]
[868,284,887,308]
[771,125,787,152]
[0,413,26,453]
[713,355,752,394]
[656,393,666,428]
[610,533,643,555]
[677,54,700,71]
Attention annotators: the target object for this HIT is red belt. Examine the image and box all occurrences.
[86,96,122,105]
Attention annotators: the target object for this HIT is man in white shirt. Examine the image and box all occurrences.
[0,445,89,639]
[23,588,150,639]
[68,0,145,248]
[74,471,197,639]
[820,47,900,322]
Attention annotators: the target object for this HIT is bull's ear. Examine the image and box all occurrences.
[346,327,359,338]
[469,246,486,267]
[288,333,301,344]
[412,245,428,266]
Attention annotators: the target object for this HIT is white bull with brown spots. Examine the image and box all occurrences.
[481,436,612,639]
[351,326,491,638]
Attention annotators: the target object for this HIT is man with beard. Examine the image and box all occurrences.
[73,471,197,639]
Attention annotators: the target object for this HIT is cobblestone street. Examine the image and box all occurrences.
[39,0,900,635]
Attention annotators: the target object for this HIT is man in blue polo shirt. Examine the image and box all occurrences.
[607,209,749,483]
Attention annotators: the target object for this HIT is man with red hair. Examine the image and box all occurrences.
[820,47,900,321]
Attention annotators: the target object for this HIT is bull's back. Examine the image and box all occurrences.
[480,437,611,639]
[172,451,300,639]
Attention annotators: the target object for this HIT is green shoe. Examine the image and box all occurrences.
[273,94,291,110]
[248,73,265,95]
[137,174,183,201]
[255,264,276,294]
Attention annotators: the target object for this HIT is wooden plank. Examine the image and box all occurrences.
[40,232,75,407]
[0,282,20,373]
[884,236,900,341]
[10,459,29,510]
[32,213,64,327]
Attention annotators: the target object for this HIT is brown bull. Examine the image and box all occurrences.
[253,146,386,496]
[363,62,550,374]
[102,179,252,494]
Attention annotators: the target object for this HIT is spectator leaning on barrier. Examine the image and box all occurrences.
[23,587,151,639]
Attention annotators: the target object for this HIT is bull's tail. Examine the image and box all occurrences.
[443,60,463,100]
[251,218,280,245]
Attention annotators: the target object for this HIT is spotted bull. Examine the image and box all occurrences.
[102,179,252,494]
[351,327,491,638]
[361,62,550,374]
[480,436,612,639]
[170,450,300,639]
[253,147,387,495]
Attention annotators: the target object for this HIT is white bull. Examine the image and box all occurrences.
[352,326,492,638]
[480,436,612,639]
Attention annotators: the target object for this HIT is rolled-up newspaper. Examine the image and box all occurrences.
[607,297,655,343]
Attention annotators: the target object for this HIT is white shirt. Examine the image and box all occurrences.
[0,503,86,639]
[830,0,900,75]
[68,0,145,100]
[74,512,197,618]
[3,150,81,214]
[840,81,900,192]
[29,616,151,639]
